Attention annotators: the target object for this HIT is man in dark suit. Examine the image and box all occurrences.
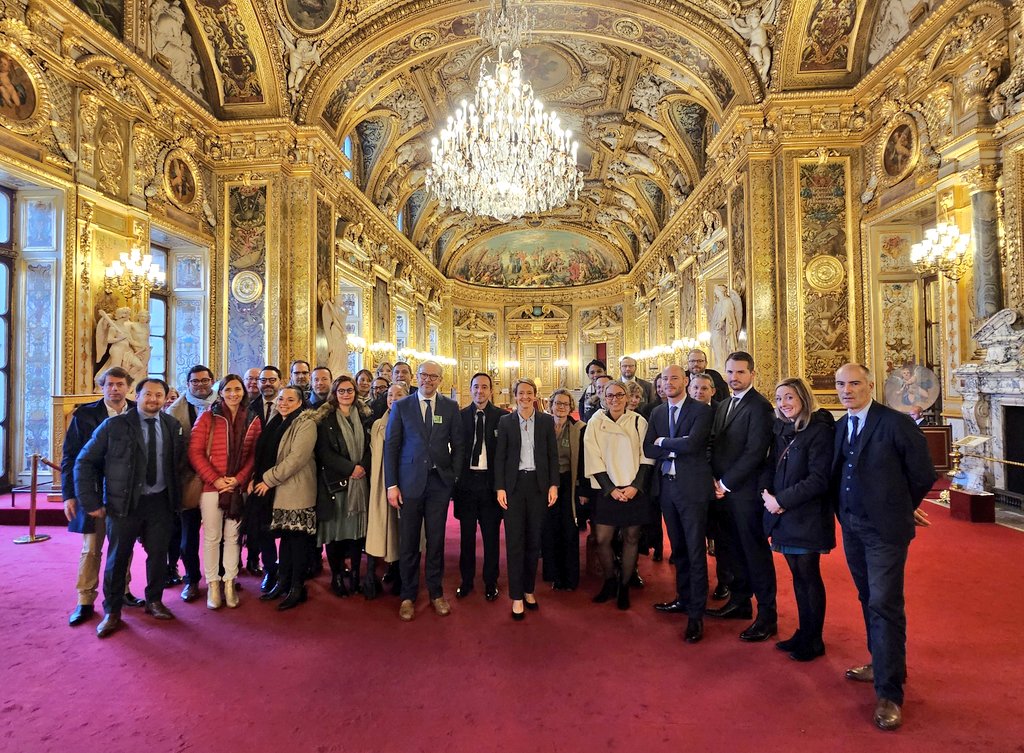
[371,361,413,421]
[706,351,777,641]
[643,365,714,643]
[62,367,142,626]
[687,349,729,406]
[385,360,465,621]
[833,363,936,731]
[247,365,281,427]
[309,366,333,408]
[619,356,656,407]
[495,378,559,619]
[75,378,187,638]
[452,372,507,601]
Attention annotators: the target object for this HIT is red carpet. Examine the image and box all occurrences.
[2,500,1022,753]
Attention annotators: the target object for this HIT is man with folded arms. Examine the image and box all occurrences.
[76,378,186,638]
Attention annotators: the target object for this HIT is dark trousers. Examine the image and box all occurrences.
[456,474,503,591]
[168,507,201,585]
[720,493,777,620]
[504,472,548,600]
[259,530,278,576]
[398,470,452,601]
[541,472,580,589]
[659,477,710,618]
[707,501,735,588]
[103,492,174,613]
[278,530,313,590]
[841,512,908,705]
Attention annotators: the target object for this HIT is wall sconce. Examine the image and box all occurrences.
[104,246,165,300]
[370,341,397,356]
[346,334,366,353]
[910,221,971,281]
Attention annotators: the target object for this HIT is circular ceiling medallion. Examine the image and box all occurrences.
[231,270,264,303]
[411,30,439,51]
[613,18,643,40]
[805,254,846,292]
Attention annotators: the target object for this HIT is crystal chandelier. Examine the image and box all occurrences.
[425,0,582,223]
[104,245,166,299]
[909,221,971,281]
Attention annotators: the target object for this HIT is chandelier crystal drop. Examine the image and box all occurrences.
[425,0,583,223]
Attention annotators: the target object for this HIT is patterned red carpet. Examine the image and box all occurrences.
[2,500,1021,753]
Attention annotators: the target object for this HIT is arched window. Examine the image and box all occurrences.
[343,136,354,181]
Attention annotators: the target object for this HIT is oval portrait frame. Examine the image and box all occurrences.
[279,0,341,35]
[878,114,919,188]
[0,36,49,136]
[163,147,203,212]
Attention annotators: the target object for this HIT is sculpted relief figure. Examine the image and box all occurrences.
[321,292,350,379]
[709,285,743,369]
[278,23,322,103]
[149,0,205,97]
[726,0,779,83]
[96,307,144,378]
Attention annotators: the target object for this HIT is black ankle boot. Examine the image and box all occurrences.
[278,585,306,611]
[776,630,804,652]
[617,580,631,610]
[593,578,617,603]
[330,571,349,597]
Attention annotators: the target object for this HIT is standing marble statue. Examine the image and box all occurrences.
[96,307,144,378]
[128,309,153,383]
[710,285,743,369]
[322,293,350,380]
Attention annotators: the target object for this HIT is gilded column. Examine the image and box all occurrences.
[747,158,778,387]
[282,174,316,363]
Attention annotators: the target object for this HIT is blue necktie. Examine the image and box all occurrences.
[849,414,860,450]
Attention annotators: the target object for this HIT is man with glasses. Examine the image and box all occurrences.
[243,367,262,401]
[384,360,465,621]
[619,356,656,407]
[166,364,217,602]
[248,366,281,427]
[290,359,312,399]
[372,361,413,420]
[452,372,507,601]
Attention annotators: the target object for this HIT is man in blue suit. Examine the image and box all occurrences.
[385,360,465,621]
[833,363,936,731]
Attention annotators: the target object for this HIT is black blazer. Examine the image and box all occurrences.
[495,411,559,495]
[760,410,836,551]
[710,387,774,496]
[643,397,714,498]
[247,396,276,427]
[75,410,186,518]
[61,398,136,534]
[315,409,371,520]
[453,403,506,493]
[832,401,937,546]
[687,368,729,405]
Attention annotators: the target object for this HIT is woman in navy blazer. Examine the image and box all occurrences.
[760,377,835,662]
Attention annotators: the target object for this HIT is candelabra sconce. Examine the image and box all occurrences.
[554,358,569,387]
[910,221,971,282]
[346,334,366,353]
[104,246,166,303]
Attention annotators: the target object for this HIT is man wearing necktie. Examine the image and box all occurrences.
[706,351,777,642]
[75,378,187,638]
[452,372,508,601]
[384,360,466,621]
[643,365,714,643]
[832,363,936,731]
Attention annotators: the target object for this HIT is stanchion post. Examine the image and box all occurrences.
[13,454,51,544]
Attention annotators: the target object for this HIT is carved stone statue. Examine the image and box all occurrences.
[150,0,206,97]
[726,0,779,84]
[710,284,743,369]
[128,309,152,382]
[278,23,322,103]
[321,293,350,380]
[96,307,144,378]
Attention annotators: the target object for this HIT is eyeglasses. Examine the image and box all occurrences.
[552,401,572,408]
[188,378,213,385]
[604,392,626,400]
[418,373,442,381]
[258,378,279,384]
[336,387,355,395]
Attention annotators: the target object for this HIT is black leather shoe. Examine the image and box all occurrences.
[331,574,350,598]
[165,569,183,587]
[593,578,617,603]
[180,583,201,603]
[790,640,826,662]
[776,631,804,652]
[122,591,145,608]
[654,599,687,614]
[629,570,644,589]
[616,582,630,610]
[246,562,264,577]
[874,698,902,731]
[144,601,175,620]
[684,618,704,644]
[845,664,874,683]
[260,581,287,601]
[96,612,121,638]
[711,583,731,601]
[739,620,778,642]
[69,604,95,626]
[278,586,307,611]
[485,587,499,601]
[706,601,753,619]
[260,572,277,594]
[456,585,474,599]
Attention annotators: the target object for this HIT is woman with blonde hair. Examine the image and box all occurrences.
[759,377,835,661]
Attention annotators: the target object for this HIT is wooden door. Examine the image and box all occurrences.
[518,340,556,400]
[456,340,486,406]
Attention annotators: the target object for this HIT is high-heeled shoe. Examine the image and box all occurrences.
[523,595,539,611]
[511,601,525,621]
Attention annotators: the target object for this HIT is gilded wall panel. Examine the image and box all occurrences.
[795,157,853,391]
[284,175,313,362]
[225,182,267,374]
[749,158,776,387]
[879,281,918,373]
[728,177,747,332]
[314,195,333,369]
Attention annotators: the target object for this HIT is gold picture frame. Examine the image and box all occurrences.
[163,147,202,211]
[878,114,919,188]
[0,36,49,136]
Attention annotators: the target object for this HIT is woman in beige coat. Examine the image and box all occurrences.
[364,381,406,597]
[251,386,317,610]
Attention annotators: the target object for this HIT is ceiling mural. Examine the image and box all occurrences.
[448,229,626,288]
[73,0,123,38]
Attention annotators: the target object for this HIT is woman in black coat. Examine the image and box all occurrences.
[760,377,835,662]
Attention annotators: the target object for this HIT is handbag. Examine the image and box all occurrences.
[181,419,214,510]
[316,474,348,521]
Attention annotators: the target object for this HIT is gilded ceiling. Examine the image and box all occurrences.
[59,0,937,287]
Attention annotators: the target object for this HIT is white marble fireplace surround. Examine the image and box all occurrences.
[955,309,1024,493]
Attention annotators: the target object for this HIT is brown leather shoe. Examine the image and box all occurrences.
[144,601,175,620]
[432,596,451,616]
[96,612,121,638]
[873,698,902,730]
[845,664,874,683]
[399,599,415,621]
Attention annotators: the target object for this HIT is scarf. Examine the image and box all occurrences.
[254,409,300,482]
[335,407,365,464]
[185,390,217,415]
